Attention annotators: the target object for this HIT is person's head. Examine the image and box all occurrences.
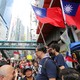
[23,66,33,78]
[33,61,38,67]
[0,65,15,80]
[29,61,33,66]
[49,43,60,54]
[36,46,47,59]
[72,53,77,59]
[59,68,80,80]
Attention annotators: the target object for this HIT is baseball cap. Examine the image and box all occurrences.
[23,66,32,74]
[25,66,32,70]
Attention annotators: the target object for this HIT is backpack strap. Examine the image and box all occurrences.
[43,57,61,80]
[43,58,50,69]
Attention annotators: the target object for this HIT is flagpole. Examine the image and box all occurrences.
[60,0,72,42]
[60,0,67,25]
[38,25,47,46]
[38,0,54,46]
[49,0,54,8]
[60,0,70,32]
[60,0,71,56]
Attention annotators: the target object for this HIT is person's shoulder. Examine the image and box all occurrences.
[44,57,52,60]
[41,57,50,61]
[57,53,63,57]
[45,57,54,64]
[56,54,64,61]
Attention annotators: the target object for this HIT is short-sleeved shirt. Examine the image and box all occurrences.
[36,57,57,80]
[54,54,66,67]
[22,76,35,80]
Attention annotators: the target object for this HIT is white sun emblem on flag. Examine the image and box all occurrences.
[64,4,73,13]
[36,9,42,16]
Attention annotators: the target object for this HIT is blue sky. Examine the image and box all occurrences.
[6,0,13,6]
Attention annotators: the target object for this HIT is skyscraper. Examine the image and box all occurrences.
[0,0,7,40]
[3,0,14,27]
[0,0,6,16]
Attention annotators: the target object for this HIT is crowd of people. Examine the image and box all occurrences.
[0,43,80,80]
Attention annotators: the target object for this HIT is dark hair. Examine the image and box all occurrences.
[59,68,80,80]
[37,46,47,53]
[50,44,60,52]
[33,61,38,64]
[63,73,80,80]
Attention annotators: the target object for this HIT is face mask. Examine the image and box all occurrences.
[49,52,55,57]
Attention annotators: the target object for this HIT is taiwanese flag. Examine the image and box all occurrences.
[65,52,77,62]
[47,7,65,28]
[32,5,65,28]
[62,0,80,29]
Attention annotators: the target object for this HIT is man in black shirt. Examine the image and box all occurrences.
[49,44,67,69]
[35,46,57,80]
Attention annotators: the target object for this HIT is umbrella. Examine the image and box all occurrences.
[70,42,80,51]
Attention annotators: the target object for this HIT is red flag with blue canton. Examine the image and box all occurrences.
[65,52,77,62]
[32,5,65,28]
[62,0,80,29]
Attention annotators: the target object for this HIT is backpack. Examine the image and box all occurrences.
[43,57,61,80]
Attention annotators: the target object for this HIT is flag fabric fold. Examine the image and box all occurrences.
[62,0,80,29]
[47,7,65,28]
[65,52,77,62]
[32,2,80,30]
[32,5,65,28]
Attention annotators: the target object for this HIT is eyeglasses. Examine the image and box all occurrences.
[35,50,42,53]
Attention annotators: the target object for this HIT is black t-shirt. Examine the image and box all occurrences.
[54,54,68,68]
[22,76,35,80]
[36,57,57,80]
